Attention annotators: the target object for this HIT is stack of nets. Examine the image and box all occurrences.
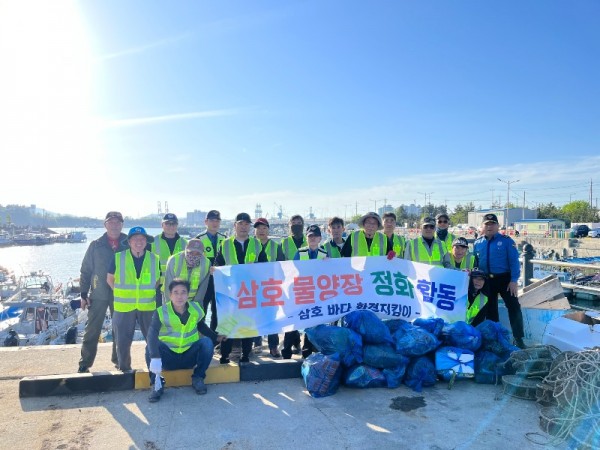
[533,348,600,448]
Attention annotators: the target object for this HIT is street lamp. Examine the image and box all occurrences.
[498,178,520,228]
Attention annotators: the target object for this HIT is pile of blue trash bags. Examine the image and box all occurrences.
[301,310,519,398]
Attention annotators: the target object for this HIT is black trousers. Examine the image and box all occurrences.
[221,338,253,359]
[485,273,525,339]
[202,276,218,331]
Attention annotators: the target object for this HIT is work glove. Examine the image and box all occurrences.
[386,251,396,260]
[149,358,162,375]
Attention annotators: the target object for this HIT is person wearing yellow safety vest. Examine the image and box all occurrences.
[450,237,476,270]
[146,279,226,402]
[291,224,328,359]
[404,217,451,268]
[341,212,392,257]
[107,227,161,372]
[466,270,489,327]
[280,214,307,357]
[322,216,346,258]
[194,210,227,332]
[215,212,267,364]
[382,212,406,259]
[152,213,187,306]
[253,217,284,358]
[281,214,307,260]
[164,239,210,303]
[435,213,456,253]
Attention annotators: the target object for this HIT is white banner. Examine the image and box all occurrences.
[214,256,468,338]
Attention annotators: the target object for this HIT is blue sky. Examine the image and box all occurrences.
[1,1,598,220]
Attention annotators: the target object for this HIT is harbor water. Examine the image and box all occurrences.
[0,228,163,285]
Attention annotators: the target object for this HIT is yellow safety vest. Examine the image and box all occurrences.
[113,250,159,312]
[221,237,260,265]
[151,234,187,285]
[387,234,406,257]
[196,231,226,262]
[261,240,280,262]
[157,301,205,353]
[436,232,456,253]
[350,230,387,257]
[281,236,307,260]
[322,239,344,258]
[466,292,488,325]
[166,252,209,300]
[406,237,446,267]
[297,247,328,260]
[450,252,475,270]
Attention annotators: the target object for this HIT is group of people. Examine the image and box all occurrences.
[77,208,525,402]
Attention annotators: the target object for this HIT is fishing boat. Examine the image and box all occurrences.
[0,271,75,345]
[0,231,11,247]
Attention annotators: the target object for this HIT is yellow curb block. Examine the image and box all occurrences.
[135,360,240,389]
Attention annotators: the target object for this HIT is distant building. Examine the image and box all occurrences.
[402,204,421,216]
[468,208,537,228]
[378,204,394,216]
[514,219,566,235]
[186,210,207,226]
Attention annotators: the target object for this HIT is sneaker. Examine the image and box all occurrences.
[240,355,250,364]
[219,357,230,365]
[514,338,527,349]
[269,347,282,358]
[253,345,264,354]
[192,378,207,395]
[148,387,163,402]
[77,365,89,373]
[281,348,292,360]
[292,346,301,355]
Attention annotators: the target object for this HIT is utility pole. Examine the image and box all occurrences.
[522,191,526,219]
[590,178,593,208]
[498,178,520,228]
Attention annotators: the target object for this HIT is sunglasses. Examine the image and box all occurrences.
[437,220,448,224]
[423,225,435,229]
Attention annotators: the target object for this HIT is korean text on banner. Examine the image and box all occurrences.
[213,256,468,338]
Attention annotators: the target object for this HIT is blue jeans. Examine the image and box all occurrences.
[145,337,214,383]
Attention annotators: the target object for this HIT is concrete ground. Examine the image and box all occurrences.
[0,343,564,450]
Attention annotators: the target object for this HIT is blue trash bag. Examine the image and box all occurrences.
[393,325,440,356]
[404,356,437,392]
[474,350,510,384]
[413,317,445,337]
[363,344,410,369]
[383,319,412,335]
[435,346,475,381]
[343,364,387,388]
[441,321,482,352]
[342,310,393,344]
[306,325,363,367]
[301,352,343,398]
[476,320,519,356]
[383,362,410,388]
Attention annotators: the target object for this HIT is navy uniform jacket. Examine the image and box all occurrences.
[473,233,520,283]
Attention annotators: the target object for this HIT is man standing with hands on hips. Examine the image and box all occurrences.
[473,213,526,349]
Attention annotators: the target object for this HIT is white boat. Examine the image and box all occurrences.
[0,271,74,338]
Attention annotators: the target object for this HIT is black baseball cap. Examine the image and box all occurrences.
[306,224,322,237]
[206,210,221,220]
[435,213,449,221]
[421,217,436,227]
[235,212,252,223]
[104,211,124,223]
[452,237,469,248]
[162,213,178,223]
[483,213,499,224]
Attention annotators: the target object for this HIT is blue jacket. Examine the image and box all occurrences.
[473,233,520,283]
